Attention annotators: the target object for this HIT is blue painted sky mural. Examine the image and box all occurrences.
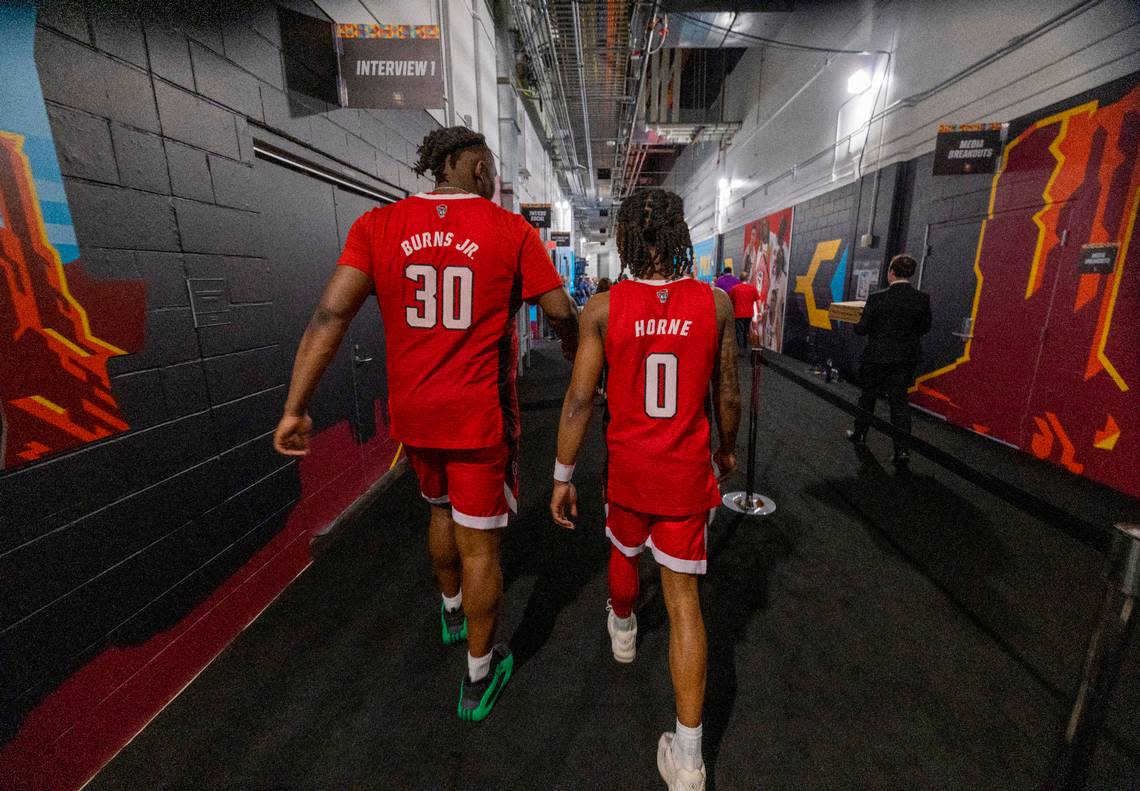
[0,0,81,263]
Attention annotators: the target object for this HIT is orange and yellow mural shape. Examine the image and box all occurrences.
[912,82,1140,498]
[0,133,145,469]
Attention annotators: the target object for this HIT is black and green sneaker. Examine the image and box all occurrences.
[457,644,513,722]
[441,601,468,646]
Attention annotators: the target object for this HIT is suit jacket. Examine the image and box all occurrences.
[853,282,932,365]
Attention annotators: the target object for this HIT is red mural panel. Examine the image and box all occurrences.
[0,406,402,790]
[741,207,794,352]
[912,83,1140,498]
[0,133,146,469]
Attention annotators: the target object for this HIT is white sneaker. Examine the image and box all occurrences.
[657,732,706,790]
[605,600,637,663]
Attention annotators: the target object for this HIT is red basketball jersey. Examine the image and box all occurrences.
[604,277,721,515]
[338,192,562,449]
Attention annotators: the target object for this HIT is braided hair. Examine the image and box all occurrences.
[413,127,488,181]
[615,190,694,280]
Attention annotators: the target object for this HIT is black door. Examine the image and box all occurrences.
[255,156,391,483]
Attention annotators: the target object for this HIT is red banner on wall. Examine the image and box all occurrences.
[740,207,794,352]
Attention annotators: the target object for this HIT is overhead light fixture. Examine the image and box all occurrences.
[847,69,871,95]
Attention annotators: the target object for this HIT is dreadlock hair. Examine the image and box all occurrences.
[412,127,488,181]
[615,189,694,280]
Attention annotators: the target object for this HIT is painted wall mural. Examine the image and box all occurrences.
[0,1,145,470]
[911,78,1139,498]
[692,236,716,284]
[742,207,794,352]
[793,238,846,332]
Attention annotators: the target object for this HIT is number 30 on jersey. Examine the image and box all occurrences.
[405,264,473,329]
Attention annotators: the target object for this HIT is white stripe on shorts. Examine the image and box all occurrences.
[645,536,707,575]
[452,508,508,530]
[605,526,645,557]
[503,483,518,514]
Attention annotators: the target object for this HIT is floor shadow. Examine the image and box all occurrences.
[700,509,797,790]
[501,519,608,670]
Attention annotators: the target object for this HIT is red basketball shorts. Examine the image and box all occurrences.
[405,442,518,530]
[604,501,716,575]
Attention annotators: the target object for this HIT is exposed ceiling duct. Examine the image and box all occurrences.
[504,0,784,240]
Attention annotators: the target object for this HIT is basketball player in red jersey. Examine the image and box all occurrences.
[274,127,578,722]
[550,190,740,790]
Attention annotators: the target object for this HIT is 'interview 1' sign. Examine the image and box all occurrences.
[933,123,1008,175]
[337,24,444,109]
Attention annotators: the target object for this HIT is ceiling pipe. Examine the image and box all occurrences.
[571,0,597,199]
[612,0,661,202]
[534,0,588,193]
[506,0,585,196]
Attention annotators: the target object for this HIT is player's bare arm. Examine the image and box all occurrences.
[550,292,608,528]
[274,266,372,456]
[710,287,740,480]
[536,285,580,361]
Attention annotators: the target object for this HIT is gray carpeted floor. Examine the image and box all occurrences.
[90,342,1139,790]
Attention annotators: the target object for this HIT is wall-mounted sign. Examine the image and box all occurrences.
[933,123,1007,175]
[551,231,571,247]
[337,24,444,109]
[279,7,341,105]
[521,203,551,228]
[1079,242,1118,274]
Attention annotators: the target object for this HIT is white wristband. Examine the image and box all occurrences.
[553,461,576,482]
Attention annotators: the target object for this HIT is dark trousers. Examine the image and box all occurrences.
[734,317,750,348]
[853,361,915,453]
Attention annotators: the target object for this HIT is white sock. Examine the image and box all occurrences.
[612,612,634,631]
[442,590,462,612]
[672,720,703,772]
[467,651,492,682]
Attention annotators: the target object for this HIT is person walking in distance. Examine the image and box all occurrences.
[846,253,932,465]
[273,127,579,722]
[728,275,760,349]
[550,190,741,790]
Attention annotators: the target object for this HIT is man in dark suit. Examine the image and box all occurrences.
[847,254,932,465]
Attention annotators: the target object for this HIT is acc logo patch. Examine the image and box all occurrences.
[436,204,447,218]
[657,289,669,304]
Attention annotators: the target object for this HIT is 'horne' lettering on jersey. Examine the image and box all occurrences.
[634,319,693,337]
[399,231,480,259]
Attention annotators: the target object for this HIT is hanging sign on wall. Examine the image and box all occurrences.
[337,24,444,109]
[551,231,571,247]
[521,203,552,228]
[1078,242,1119,274]
[932,123,1008,175]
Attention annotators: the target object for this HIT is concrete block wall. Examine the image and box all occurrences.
[670,0,1140,242]
[0,1,562,785]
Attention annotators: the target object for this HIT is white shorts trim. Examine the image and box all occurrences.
[645,536,707,575]
[605,526,645,557]
[452,508,508,530]
[503,484,518,514]
[422,492,450,506]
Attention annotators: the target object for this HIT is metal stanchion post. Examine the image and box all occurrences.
[723,347,776,516]
[1042,523,1140,791]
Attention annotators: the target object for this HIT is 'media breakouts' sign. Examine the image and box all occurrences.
[521,204,552,228]
[933,123,1008,175]
[337,24,444,109]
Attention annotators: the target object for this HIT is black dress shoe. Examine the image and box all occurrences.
[845,429,866,445]
[892,450,910,465]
